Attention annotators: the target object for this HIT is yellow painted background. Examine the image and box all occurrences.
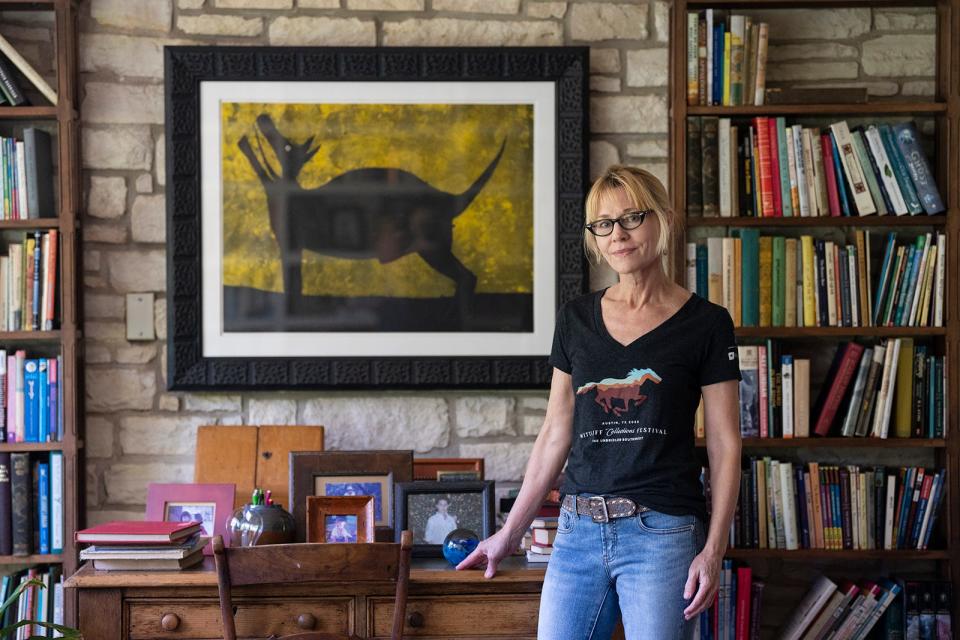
[221,102,534,297]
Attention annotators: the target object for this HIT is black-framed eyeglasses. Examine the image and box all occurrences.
[584,210,651,237]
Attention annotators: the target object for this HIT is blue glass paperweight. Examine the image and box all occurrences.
[441,528,479,566]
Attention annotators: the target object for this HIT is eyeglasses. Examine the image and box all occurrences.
[584,210,651,236]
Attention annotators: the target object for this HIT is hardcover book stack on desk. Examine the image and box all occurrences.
[76,521,206,571]
[525,515,557,564]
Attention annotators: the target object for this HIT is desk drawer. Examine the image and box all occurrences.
[369,594,539,638]
[128,597,353,639]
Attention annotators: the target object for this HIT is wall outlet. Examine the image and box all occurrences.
[126,293,155,341]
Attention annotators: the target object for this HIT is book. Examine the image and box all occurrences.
[0,34,56,105]
[781,574,837,640]
[75,520,203,545]
[80,535,209,560]
[92,550,205,571]
[10,452,30,555]
[22,128,53,219]
[525,549,550,563]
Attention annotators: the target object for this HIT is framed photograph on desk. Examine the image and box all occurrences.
[306,495,376,543]
[395,480,495,557]
[145,483,235,555]
[165,46,589,390]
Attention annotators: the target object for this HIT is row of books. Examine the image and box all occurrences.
[685,11,769,106]
[783,576,950,640]
[1,566,65,639]
[0,352,63,444]
[704,461,945,552]
[0,452,63,557]
[731,339,946,440]
[0,129,53,220]
[685,230,947,328]
[695,561,763,640]
[0,230,59,332]
[687,118,945,218]
[76,521,207,571]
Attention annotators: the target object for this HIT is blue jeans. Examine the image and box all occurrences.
[538,500,706,640]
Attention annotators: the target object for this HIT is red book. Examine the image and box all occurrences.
[768,118,783,216]
[820,133,842,216]
[75,520,202,545]
[813,343,866,436]
[754,118,774,217]
[735,566,752,640]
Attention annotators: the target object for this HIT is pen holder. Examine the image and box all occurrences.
[228,503,296,546]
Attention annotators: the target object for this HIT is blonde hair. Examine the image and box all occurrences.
[583,165,682,270]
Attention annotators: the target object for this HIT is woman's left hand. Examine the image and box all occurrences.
[682,550,722,620]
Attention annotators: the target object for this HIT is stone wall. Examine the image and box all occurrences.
[0,1,932,524]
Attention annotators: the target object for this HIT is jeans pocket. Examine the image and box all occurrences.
[556,507,577,534]
[636,509,697,534]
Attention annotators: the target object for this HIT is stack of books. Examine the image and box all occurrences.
[524,515,557,564]
[76,521,207,570]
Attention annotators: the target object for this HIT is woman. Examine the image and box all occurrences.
[457,166,741,640]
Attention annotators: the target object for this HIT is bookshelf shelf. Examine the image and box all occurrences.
[0,106,57,120]
[0,330,61,342]
[0,442,66,452]
[0,554,62,566]
[725,549,949,560]
[696,437,947,448]
[687,215,947,227]
[686,102,947,116]
[0,219,60,230]
[733,326,946,338]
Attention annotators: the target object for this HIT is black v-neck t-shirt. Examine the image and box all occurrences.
[549,290,741,524]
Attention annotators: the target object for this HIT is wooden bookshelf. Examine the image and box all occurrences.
[0,218,61,230]
[0,554,62,566]
[670,0,960,628]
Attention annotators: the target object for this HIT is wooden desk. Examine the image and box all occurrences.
[66,556,554,640]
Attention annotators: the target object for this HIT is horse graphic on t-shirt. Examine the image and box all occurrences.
[576,368,663,417]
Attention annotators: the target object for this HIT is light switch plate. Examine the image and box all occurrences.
[126,293,155,341]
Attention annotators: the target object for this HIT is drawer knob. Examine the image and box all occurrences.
[407,611,425,628]
[297,613,316,630]
[160,613,180,631]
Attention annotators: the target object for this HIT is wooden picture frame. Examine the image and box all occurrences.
[306,495,376,543]
[165,46,589,391]
[394,480,495,557]
[289,450,413,542]
[145,483,235,555]
[413,458,484,481]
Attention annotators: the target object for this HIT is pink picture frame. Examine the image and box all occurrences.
[145,483,235,555]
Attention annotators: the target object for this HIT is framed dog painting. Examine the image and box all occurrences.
[165,46,588,389]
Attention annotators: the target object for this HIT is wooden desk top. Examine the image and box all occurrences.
[65,555,547,589]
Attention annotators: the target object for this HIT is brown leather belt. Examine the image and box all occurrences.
[561,494,650,523]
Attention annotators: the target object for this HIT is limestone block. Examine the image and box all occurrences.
[107,250,166,292]
[105,463,194,504]
[382,18,562,46]
[86,416,115,458]
[301,397,449,452]
[590,140,620,180]
[87,176,126,219]
[120,415,209,455]
[591,95,667,134]
[249,398,298,424]
[136,174,153,194]
[862,35,935,77]
[454,397,515,437]
[766,61,859,82]
[873,9,936,31]
[177,15,263,37]
[459,442,534,482]
[433,0,519,14]
[268,16,375,45]
[85,345,111,364]
[84,294,125,319]
[748,9,870,40]
[90,0,172,32]
[570,4,647,41]
[85,222,128,244]
[626,49,668,87]
[115,345,158,364]
[184,395,242,412]
[527,2,565,19]
[82,83,164,125]
[767,43,858,63]
[86,368,156,411]
[520,396,548,412]
[590,76,621,93]
[346,0,423,9]
[215,0,293,7]
[131,194,166,243]
[155,297,167,340]
[590,48,620,74]
[82,127,152,170]
[626,139,668,158]
[81,34,188,79]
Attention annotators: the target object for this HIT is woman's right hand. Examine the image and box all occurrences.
[455,527,521,579]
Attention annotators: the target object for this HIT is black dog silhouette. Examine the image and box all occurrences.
[238,114,505,305]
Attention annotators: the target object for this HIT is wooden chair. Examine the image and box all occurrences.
[213,531,413,640]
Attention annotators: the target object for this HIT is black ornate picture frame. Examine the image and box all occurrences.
[165,46,588,390]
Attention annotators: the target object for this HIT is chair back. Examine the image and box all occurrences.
[213,531,413,640]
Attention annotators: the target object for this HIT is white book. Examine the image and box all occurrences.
[686,242,697,293]
[848,246,859,327]
[785,131,799,216]
[707,237,723,305]
[781,574,838,640]
[884,474,897,549]
[871,340,897,438]
[793,125,810,216]
[916,472,941,550]
[824,241,837,326]
[780,462,799,550]
[53,578,64,636]
[864,231,873,326]
[829,120,876,215]
[15,141,27,219]
[801,128,819,216]
[722,237,734,318]
[919,243,938,327]
[706,9,714,105]
[841,348,872,437]
[850,467,860,550]
[864,125,908,215]
[878,338,901,439]
[719,119,732,216]
[907,233,933,326]
[933,232,945,326]
[781,356,794,438]
[0,256,7,332]
[51,451,64,552]
[812,246,821,326]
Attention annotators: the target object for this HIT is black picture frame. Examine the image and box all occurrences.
[394,480,495,558]
[165,46,589,390]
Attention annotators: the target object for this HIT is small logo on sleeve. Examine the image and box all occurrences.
[727,346,737,361]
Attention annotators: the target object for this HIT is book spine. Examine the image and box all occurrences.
[686,117,703,215]
[821,133,842,216]
[702,117,719,216]
[37,461,48,554]
[768,118,783,216]
[0,56,25,106]
[879,124,923,215]
[0,452,10,555]
[10,452,31,556]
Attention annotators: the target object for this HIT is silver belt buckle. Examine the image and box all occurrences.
[588,496,609,523]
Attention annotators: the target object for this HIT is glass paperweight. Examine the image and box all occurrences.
[226,506,264,547]
[441,528,479,566]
